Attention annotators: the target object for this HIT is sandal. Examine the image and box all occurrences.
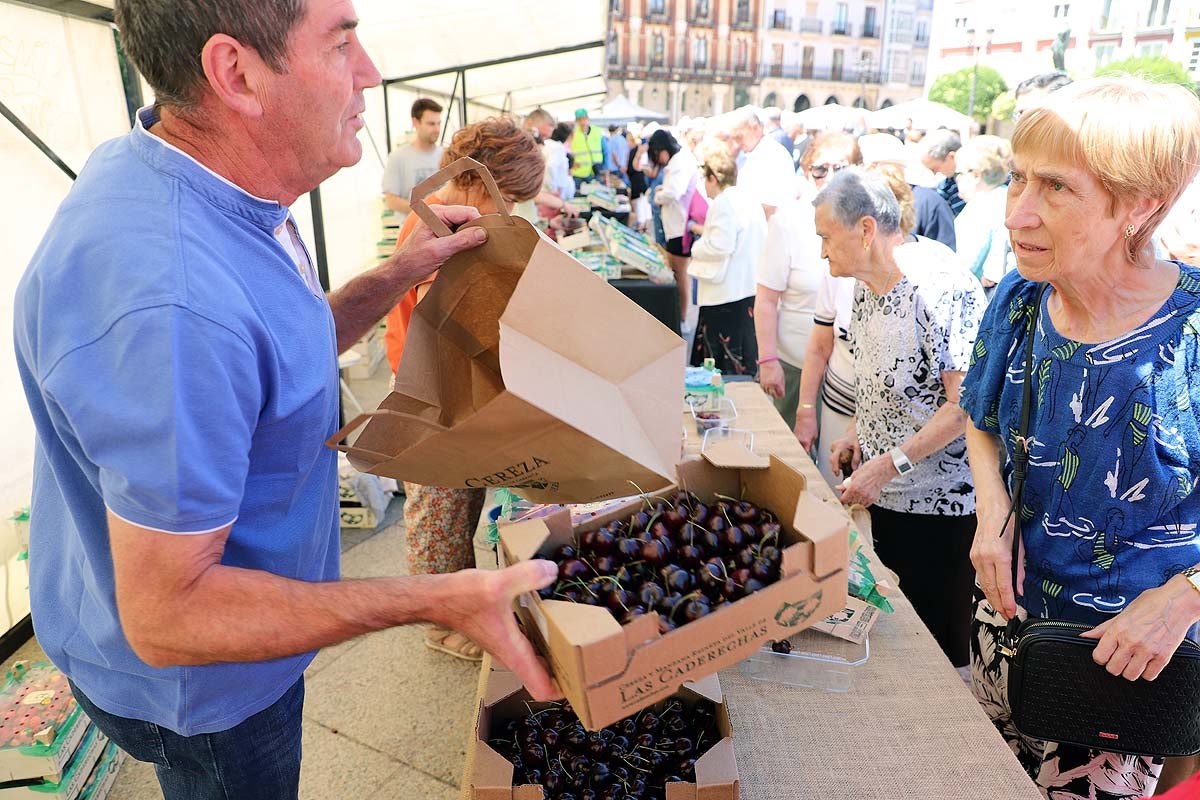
[424,626,484,662]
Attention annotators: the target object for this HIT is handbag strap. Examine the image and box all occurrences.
[1002,283,1051,644]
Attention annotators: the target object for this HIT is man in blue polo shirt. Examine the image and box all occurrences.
[13,1,558,797]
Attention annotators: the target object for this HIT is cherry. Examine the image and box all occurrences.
[542,728,560,748]
[615,538,642,561]
[591,555,618,575]
[690,502,711,526]
[630,510,652,531]
[676,544,704,568]
[771,639,793,654]
[732,547,757,569]
[738,521,760,544]
[719,525,747,552]
[681,596,711,622]
[751,557,778,582]
[743,577,766,595]
[662,504,688,531]
[553,544,579,561]
[607,589,634,613]
[590,530,616,556]
[637,583,665,608]
[706,514,728,534]
[664,568,694,594]
[559,558,590,581]
[640,538,669,566]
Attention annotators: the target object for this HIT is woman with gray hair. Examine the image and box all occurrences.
[818,169,987,669]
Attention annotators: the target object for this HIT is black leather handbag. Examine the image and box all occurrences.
[996,284,1200,758]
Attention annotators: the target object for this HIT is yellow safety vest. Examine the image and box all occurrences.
[570,125,605,179]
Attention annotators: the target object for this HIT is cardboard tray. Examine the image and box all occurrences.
[0,724,107,800]
[0,664,88,784]
[468,666,739,799]
[498,453,849,731]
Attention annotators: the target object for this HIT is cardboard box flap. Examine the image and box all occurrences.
[499,237,684,486]
[542,600,623,646]
[694,737,739,793]
[482,670,527,706]
[794,492,851,579]
[498,517,557,564]
[700,437,771,470]
[681,672,723,705]
[470,731,517,795]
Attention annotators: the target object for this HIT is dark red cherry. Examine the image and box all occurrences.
[559,558,590,581]
[616,538,642,560]
[552,543,579,562]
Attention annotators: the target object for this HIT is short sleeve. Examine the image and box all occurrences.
[756,208,794,292]
[923,275,986,377]
[960,271,1038,434]
[42,306,261,533]
[814,271,838,324]
[381,150,407,196]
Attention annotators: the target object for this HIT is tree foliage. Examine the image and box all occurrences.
[928,66,1008,122]
[1095,56,1196,90]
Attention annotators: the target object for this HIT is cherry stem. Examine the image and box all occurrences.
[627,480,654,511]
[670,590,704,620]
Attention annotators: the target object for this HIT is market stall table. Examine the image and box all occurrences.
[689,383,1041,799]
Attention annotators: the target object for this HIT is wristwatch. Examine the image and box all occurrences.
[889,446,914,476]
[1181,567,1200,598]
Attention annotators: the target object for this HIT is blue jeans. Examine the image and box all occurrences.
[69,677,303,799]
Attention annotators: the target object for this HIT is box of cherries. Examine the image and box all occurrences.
[498,453,849,731]
[468,665,738,800]
[0,662,89,784]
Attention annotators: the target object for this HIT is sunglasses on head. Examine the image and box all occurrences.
[809,163,849,179]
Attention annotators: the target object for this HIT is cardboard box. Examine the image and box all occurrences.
[0,663,88,784]
[75,744,122,800]
[338,504,376,530]
[468,667,739,800]
[0,724,107,800]
[498,453,848,730]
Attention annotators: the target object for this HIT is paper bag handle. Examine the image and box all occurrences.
[325,409,450,457]
[409,156,514,238]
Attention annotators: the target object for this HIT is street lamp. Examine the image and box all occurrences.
[859,51,873,109]
[966,27,994,122]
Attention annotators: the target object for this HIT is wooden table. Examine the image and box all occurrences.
[690,383,1041,799]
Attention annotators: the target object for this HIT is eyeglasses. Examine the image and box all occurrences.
[809,163,849,179]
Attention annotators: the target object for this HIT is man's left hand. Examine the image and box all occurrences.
[1081,575,1200,681]
[390,204,486,286]
[834,454,895,508]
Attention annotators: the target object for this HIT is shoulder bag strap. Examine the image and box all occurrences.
[1002,283,1050,643]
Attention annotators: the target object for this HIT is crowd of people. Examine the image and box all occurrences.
[402,73,1200,800]
[14,0,1200,795]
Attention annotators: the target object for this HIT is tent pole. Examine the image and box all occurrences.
[0,99,76,180]
[460,70,468,127]
[309,187,331,293]
[382,83,392,154]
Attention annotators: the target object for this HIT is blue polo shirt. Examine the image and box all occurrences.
[13,107,340,735]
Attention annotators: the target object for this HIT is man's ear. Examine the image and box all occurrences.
[199,34,269,118]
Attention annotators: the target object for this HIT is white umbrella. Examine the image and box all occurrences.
[867,99,975,135]
[794,103,866,131]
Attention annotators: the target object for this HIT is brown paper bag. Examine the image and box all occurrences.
[327,158,686,504]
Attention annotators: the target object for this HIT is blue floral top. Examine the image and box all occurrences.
[960,264,1200,625]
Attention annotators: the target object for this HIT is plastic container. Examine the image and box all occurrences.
[690,396,738,433]
[700,427,757,456]
[739,628,870,692]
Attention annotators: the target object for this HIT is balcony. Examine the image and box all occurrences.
[608,62,758,82]
[733,14,755,30]
[832,22,853,36]
[771,14,793,30]
[759,64,882,83]
[862,25,879,38]
[799,17,823,33]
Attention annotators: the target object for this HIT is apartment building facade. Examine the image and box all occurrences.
[606,0,934,120]
[928,0,1200,98]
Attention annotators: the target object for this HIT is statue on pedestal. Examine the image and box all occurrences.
[1052,27,1070,71]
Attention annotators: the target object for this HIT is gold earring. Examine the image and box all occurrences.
[1125,224,1136,240]
[863,240,870,251]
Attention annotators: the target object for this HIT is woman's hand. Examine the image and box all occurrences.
[562,203,579,218]
[835,454,895,507]
[970,496,1023,620]
[795,407,818,452]
[827,432,861,478]
[758,361,785,398]
[1081,575,1200,681]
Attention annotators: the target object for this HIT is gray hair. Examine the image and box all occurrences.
[115,0,306,109]
[729,105,766,130]
[923,128,962,160]
[812,168,901,237]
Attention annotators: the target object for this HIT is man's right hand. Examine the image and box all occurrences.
[391,204,487,286]
[427,561,562,700]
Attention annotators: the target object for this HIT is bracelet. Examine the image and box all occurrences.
[756,356,779,365]
[798,403,817,410]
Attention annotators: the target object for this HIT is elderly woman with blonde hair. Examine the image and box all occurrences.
[960,77,1200,797]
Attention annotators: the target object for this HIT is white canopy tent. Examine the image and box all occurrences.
[794,103,867,132]
[867,99,975,137]
[588,95,669,126]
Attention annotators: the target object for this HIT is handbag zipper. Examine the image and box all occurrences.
[999,619,1200,657]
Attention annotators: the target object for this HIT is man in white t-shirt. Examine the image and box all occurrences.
[382,98,444,222]
[730,106,796,220]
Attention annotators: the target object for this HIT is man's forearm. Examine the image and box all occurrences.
[131,566,456,667]
[328,259,419,354]
[753,290,779,358]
